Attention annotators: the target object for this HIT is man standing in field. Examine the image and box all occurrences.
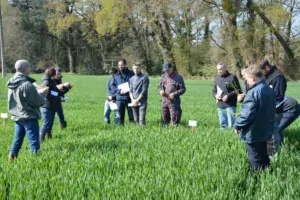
[234,65,276,172]
[158,62,186,125]
[212,62,242,129]
[6,60,49,161]
[258,59,287,155]
[129,63,150,126]
[104,68,120,124]
[109,59,134,125]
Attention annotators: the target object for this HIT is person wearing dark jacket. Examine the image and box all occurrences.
[259,59,287,155]
[40,67,66,140]
[212,62,242,129]
[234,65,276,172]
[7,60,48,161]
[278,96,300,139]
[109,59,134,125]
[158,62,186,125]
[104,68,120,124]
[53,67,72,128]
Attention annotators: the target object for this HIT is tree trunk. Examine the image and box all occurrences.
[286,0,295,46]
[67,45,74,73]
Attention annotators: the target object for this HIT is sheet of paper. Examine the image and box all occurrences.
[109,102,118,110]
[188,120,197,127]
[1,113,8,119]
[128,102,141,107]
[50,90,59,96]
[117,82,130,93]
[63,97,69,101]
[216,86,223,97]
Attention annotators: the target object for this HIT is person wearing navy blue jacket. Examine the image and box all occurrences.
[259,59,287,155]
[109,59,134,125]
[234,65,276,172]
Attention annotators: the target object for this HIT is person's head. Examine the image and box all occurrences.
[162,62,174,75]
[241,66,249,80]
[110,67,118,76]
[243,64,263,86]
[44,67,56,79]
[258,59,271,76]
[217,62,227,76]
[133,62,142,75]
[54,67,62,80]
[15,60,30,75]
[118,59,127,71]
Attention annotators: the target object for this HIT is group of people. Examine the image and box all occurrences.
[6,60,72,161]
[5,58,299,173]
[212,60,300,172]
[104,59,186,126]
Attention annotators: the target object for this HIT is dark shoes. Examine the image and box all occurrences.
[8,152,18,163]
[60,121,67,129]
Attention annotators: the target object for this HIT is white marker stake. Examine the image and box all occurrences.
[1,113,8,127]
[188,120,197,132]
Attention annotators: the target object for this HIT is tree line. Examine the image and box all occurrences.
[1,0,300,79]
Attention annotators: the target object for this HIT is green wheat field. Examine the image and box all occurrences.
[1,74,300,199]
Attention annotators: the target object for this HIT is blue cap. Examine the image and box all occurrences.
[162,62,172,72]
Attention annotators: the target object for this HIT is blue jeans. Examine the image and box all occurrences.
[104,100,120,124]
[217,107,236,129]
[56,103,65,124]
[10,119,40,154]
[40,107,55,134]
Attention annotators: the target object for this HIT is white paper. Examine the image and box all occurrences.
[188,120,197,127]
[63,97,69,101]
[50,90,59,96]
[216,86,223,97]
[109,102,118,110]
[1,113,8,119]
[117,82,130,93]
[128,102,141,107]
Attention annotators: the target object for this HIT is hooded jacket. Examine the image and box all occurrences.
[7,72,46,121]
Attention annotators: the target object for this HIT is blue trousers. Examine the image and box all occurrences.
[10,119,40,154]
[278,105,300,141]
[40,107,55,135]
[217,106,236,129]
[247,142,270,172]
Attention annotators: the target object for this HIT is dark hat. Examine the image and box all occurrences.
[258,59,270,69]
[162,62,173,72]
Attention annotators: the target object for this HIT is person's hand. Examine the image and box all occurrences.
[108,96,112,101]
[238,93,245,102]
[56,84,64,90]
[215,95,222,100]
[235,113,240,117]
[120,89,127,94]
[234,129,240,135]
[159,90,165,96]
[133,99,139,107]
[63,82,72,89]
[38,86,49,95]
[222,95,228,102]
[168,93,175,100]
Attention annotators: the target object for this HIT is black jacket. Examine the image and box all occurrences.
[42,75,64,111]
[212,71,242,108]
[265,66,286,113]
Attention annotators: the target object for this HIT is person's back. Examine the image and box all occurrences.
[7,72,46,121]
[238,80,276,143]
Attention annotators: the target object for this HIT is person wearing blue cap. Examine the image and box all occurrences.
[158,62,186,125]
